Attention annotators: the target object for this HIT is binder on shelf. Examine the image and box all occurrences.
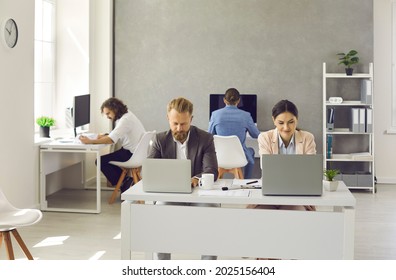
[359,108,366,132]
[326,134,333,158]
[327,108,335,131]
[350,108,359,132]
[366,108,373,133]
[360,79,372,104]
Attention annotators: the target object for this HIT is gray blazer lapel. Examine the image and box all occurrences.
[187,126,198,160]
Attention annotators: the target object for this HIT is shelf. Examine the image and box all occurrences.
[345,186,374,191]
[326,153,373,162]
[325,73,372,78]
[326,129,372,135]
[326,101,372,106]
[323,62,374,194]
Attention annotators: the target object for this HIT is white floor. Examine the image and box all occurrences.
[2,184,396,260]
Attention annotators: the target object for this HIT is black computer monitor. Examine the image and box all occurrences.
[209,94,257,123]
[73,94,90,136]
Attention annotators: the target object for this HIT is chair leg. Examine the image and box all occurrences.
[131,168,141,184]
[108,168,128,204]
[219,167,244,179]
[132,168,145,204]
[236,167,244,179]
[11,229,33,260]
[2,231,15,260]
[218,168,225,179]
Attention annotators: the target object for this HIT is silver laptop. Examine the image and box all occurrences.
[142,159,192,193]
[261,154,323,196]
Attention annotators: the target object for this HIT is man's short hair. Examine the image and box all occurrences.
[167,97,193,115]
[224,88,240,105]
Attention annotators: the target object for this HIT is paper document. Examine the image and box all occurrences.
[198,189,251,197]
[72,133,98,144]
[233,179,262,188]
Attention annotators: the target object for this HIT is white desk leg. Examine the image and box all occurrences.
[39,151,48,210]
[96,150,101,213]
[121,201,132,260]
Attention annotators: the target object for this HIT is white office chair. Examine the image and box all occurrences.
[108,130,156,204]
[0,188,42,260]
[213,135,248,179]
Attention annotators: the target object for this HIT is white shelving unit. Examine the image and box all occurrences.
[322,62,375,193]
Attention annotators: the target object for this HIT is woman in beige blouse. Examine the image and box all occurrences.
[251,99,316,210]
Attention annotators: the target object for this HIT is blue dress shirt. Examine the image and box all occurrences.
[208,105,260,165]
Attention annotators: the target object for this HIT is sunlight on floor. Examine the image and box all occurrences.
[89,251,106,260]
[33,236,70,248]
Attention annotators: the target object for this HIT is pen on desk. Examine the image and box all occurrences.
[240,185,262,189]
[246,180,258,185]
[222,186,240,191]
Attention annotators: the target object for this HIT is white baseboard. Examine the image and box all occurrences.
[86,175,108,186]
[376,177,396,184]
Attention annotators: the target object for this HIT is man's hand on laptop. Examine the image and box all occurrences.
[191,177,199,187]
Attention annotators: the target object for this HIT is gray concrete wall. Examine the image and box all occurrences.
[114,0,373,151]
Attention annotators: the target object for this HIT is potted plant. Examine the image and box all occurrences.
[36,116,55,138]
[337,50,359,75]
[323,169,340,191]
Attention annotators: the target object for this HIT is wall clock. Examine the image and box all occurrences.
[2,18,18,48]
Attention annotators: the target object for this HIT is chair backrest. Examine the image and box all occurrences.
[213,135,248,169]
[0,188,16,213]
[0,188,43,229]
[127,130,156,167]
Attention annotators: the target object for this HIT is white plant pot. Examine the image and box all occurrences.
[323,180,339,192]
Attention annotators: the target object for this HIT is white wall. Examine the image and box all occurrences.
[0,0,112,207]
[373,0,396,183]
[89,0,113,135]
[0,0,36,207]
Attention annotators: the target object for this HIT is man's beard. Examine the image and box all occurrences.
[173,131,188,142]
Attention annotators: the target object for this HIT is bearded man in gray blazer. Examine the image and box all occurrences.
[148,97,218,185]
[148,97,218,260]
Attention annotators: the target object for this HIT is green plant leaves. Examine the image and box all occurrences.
[36,116,55,127]
[337,49,359,67]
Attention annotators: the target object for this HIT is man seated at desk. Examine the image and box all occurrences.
[208,88,260,179]
[79,97,146,193]
[148,97,218,260]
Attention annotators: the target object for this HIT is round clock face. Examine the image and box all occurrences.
[3,18,18,48]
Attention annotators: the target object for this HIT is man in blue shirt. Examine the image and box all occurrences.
[208,88,260,179]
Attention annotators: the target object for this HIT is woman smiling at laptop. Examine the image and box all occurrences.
[250,99,317,211]
[259,99,316,156]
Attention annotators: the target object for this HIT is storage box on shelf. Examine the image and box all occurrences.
[322,62,375,193]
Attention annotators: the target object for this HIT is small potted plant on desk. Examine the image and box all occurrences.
[36,116,55,138]
[337,49,359,76]
[323,169,340,192]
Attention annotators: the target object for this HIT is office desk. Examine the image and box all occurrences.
[40,141,110,214]
[121,180,356,260]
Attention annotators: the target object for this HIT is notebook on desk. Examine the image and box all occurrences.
[142,159,192,193]
[261,154,323,196]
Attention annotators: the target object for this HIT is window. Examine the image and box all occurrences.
[35,0,90,133]
[35,0,56,130]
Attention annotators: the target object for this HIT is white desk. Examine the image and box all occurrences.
[121,180,356,260]
[40,141,110,214]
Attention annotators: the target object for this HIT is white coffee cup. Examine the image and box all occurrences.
[199,173,214,190]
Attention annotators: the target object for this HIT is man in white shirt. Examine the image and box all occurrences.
[80,97,146,192]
